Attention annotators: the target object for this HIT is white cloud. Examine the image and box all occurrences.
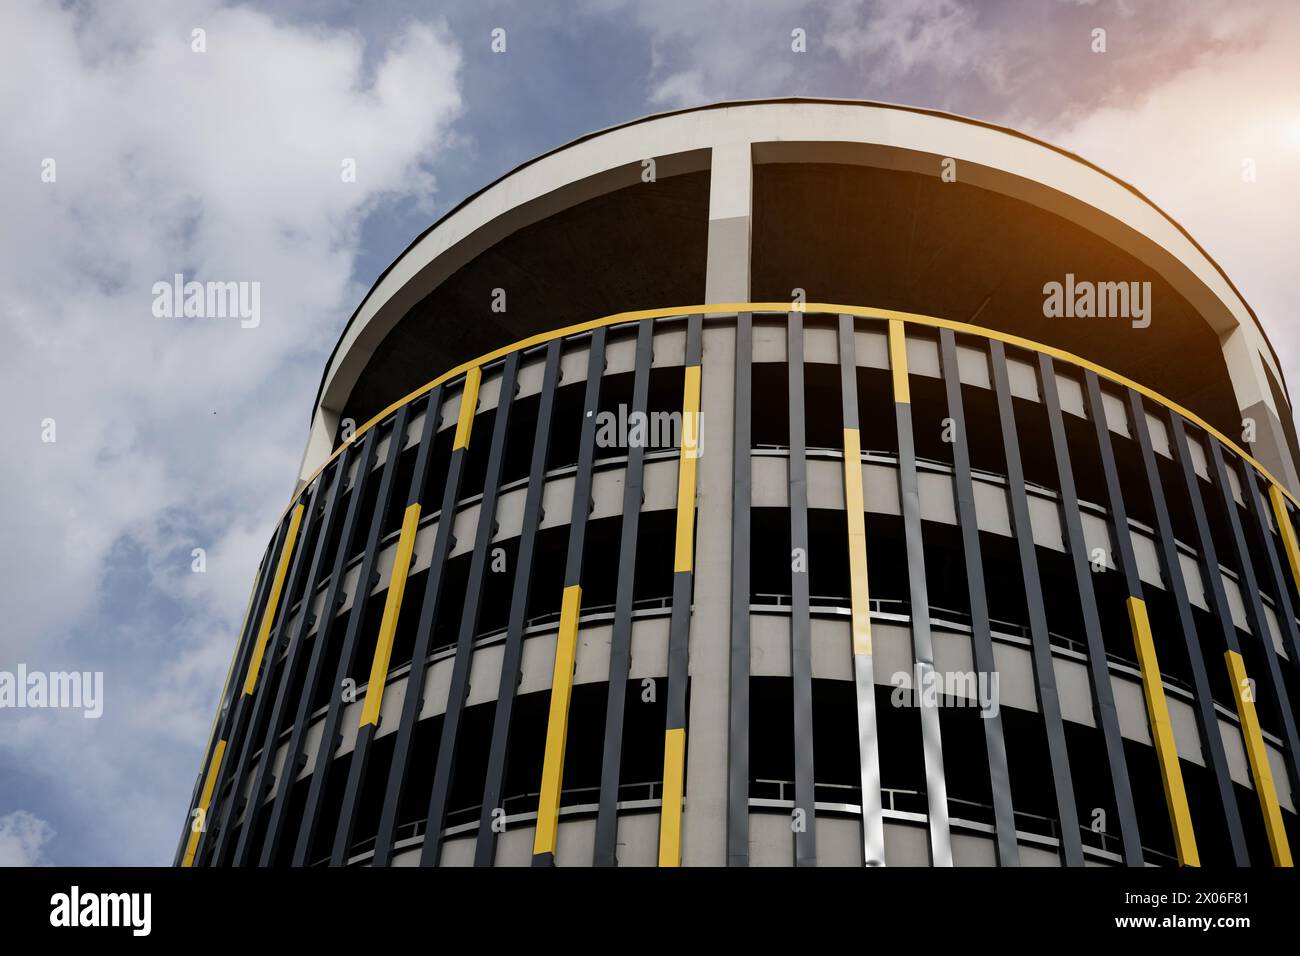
[0,0,462,863]
[592,0,1007,110]
[1038,7,1300,384]
[604,0,1291,133]
[823,0,992,86]
[590,0,805,108]
[0,811,55,867]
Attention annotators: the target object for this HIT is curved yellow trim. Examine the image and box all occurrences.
[283,303,1296,529]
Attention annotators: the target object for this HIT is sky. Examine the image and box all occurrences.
[0,0,1297,866]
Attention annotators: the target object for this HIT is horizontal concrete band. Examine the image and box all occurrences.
[393,812,1141,868]
[289,306,1298,530]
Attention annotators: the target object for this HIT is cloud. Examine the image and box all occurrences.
[1039,5,1300,384]
[601,0,1289,131]
[0,0,462,863]
[823,0,991,85]
[0,811,55,867]
[589,0,806,108]
[591,0,1013,110]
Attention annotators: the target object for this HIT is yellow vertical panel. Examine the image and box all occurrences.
[843,428,873,656]
[1127,597,1199,866]
[673,364,702,573]
[453,366,482,450]
[1226,650,1293,866]
[193,572,259,808]
[1268,483,1300,601]
[887,318,910,405]
[657,727,687,867]
[242,503,305,697]
[181,738,227,867]
[359,502,422,728]
[533,585,583,857]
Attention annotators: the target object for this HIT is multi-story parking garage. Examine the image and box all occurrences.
[178,99,1300,867]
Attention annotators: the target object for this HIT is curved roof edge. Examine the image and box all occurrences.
[313,96,1284,419]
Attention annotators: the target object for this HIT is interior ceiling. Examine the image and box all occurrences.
[750,162,1240,435]
[342,160,1240,439]
[342,171,710,429]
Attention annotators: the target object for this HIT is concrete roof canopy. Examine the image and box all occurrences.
[299,99,1296,489]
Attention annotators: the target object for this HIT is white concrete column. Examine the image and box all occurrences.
[683,142,751,865]
[296,405,339,489]
[703,141,752,304]
[1221,327,1300,493]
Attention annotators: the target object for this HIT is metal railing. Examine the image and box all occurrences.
[330,780,664,867]
[750,592,1196,696]
[749,778,1178,866]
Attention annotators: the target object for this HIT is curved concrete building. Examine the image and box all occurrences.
[179,99,1300,867]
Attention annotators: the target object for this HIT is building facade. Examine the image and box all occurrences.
[178,99,1300,867]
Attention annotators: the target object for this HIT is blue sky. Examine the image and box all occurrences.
[1,0,1297,865]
